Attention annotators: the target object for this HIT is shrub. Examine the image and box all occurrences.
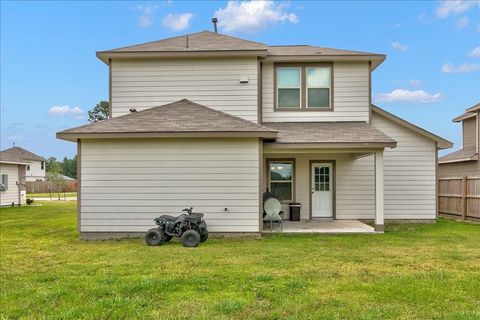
[26,198,34,205]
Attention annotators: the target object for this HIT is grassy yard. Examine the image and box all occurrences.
[27,192,77,199]
[1,202,479,319]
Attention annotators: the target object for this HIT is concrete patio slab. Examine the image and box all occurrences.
[263,220,376,234]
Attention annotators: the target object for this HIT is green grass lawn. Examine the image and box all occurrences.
[27,192,77,199]
[1,202,479,319]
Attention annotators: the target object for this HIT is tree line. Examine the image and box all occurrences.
[46,101,110,180]
[46,156,77,179]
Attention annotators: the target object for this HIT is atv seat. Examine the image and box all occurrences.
[159,215,178,222]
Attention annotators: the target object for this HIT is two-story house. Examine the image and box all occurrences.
[0,147,47,182]
[439,103,480,176]
[57,31,452,239]
[0,150,29,206]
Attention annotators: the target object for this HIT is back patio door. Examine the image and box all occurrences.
[311,163,333,218]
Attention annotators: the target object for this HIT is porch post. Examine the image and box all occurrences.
[374,150,384,232]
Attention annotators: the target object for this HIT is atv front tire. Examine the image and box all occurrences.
[181,230,201,247]
[145,228,164,246]
[200,231,208,243]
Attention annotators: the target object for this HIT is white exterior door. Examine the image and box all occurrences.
[311,163,333,218]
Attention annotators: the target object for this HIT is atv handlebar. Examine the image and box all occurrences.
[182,207,193,215]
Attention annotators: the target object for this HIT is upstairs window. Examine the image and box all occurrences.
[27,165,30,171]
[276,67,301,108]
[307,67,331,109]
[41,161,45,170]
[275,64,332,111]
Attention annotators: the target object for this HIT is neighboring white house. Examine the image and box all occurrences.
[57,31,452,238]
[0,151,29,206]
[0,147,47,182]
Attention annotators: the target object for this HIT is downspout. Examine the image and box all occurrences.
[109,59,112,119]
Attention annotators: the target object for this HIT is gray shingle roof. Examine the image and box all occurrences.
[102,31,267,53]
[453,103,479,122]
[263,122,396,146]
[97,31,385,67]
[267,45,382,57]
[0,147,45,163]
[439,148,478,163]
[465,102,480,113]
[57,99,277,139]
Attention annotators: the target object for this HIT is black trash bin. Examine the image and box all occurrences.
[289,202,301,221]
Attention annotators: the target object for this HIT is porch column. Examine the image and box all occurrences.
[374,150,384,232]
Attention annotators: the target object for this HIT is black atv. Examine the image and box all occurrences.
[145,207,208,247]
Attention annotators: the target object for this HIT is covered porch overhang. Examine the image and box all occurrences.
[261,143,388,233]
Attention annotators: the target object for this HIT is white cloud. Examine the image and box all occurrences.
[418,12,431,24]
[3,135,24,141]
[435,0,478,18]
[455,16,469,29]
[468,47,480,57]
[162,13,194,31]
[375,89,444,103]
[213,0,298,33]
[409,79,422,87]
[134,4,159,27]
[392,41,408,51]
[48,106,85,120]
[441,63,480,73]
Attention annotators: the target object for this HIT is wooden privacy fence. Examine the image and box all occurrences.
[439,176,480,220]
[26,181,77,193]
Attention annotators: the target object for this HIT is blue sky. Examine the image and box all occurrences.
[1,1,479,159]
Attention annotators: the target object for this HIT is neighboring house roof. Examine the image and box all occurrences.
[57,99,278,141]
[453,102,479,122]
[46,173,76,181]
[372,105,453,149]
[438,148,478,164]
[440,102,479,164]
[263,122,396,148]
[96,31,386,69]
[0,151,30,165]
[453,112,476,122]
[0,147,46,164]
[465,102,480,113]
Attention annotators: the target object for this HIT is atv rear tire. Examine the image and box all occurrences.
[181,230,201,247]
[200,231,208,243]
[145,228,163,246]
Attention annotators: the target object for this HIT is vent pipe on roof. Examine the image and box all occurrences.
[212,17,218,33]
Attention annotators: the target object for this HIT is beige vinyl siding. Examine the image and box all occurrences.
[80,138,260,232]
[439,161,480,177]
[372,113,437,219]
[262,61,370,122]
[463,117,476,149]
[0,163,20,206]
[263,153,375,220]
[111,58,259,122]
